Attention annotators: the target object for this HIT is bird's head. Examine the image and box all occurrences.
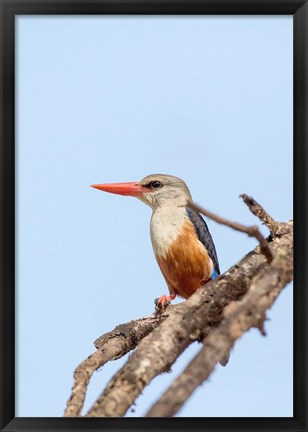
[91,174,192,209]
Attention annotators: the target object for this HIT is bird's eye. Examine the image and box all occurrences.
[148,180,163,189]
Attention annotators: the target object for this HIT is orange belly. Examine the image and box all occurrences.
[156,220,213,299]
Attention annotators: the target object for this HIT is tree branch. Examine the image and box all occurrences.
[146,248,293,416]
[64,195,293,418]
[64,315,168,416]
[240,194,276,228]
[84,221,292,417]
[190,199,273,262]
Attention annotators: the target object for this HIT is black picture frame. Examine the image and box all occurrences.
[0,0,306,431]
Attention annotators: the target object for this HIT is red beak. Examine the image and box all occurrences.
[91,182,148,197]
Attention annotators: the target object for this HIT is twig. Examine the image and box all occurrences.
[146,249,293,417]
[190,201,273,263]
[239,194,275,228]
[240,194,290,237]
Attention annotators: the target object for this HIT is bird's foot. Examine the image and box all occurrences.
[155,294,176,311]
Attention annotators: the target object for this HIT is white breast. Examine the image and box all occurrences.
[150,206,186,258]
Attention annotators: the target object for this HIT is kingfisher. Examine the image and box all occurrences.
[91,174,220,306]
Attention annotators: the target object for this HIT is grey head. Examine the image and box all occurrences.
[138,174,192,209]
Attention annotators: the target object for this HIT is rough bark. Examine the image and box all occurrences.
[64,315,166,416]
[146,247,293,416]
[84,225,292,417]
[64,196,293,418]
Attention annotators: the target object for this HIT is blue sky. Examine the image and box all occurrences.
[16,15,293,417]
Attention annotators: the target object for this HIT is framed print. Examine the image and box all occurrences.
[0,0,306,431]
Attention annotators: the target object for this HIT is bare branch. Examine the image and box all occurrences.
[64,190,293,418]
[240,194,291,237]
[190,201,273,262]
[64,314,167,416]
[240,194,276,228]
[84,220,292,417]
[146,248,293,417]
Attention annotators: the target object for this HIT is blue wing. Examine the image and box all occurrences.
[186,206,220,277]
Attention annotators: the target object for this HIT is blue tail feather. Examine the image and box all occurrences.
[211,270,218,279]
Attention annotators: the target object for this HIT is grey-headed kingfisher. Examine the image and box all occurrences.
[91,174,220,306]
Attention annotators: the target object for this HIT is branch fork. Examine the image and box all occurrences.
[64,195,293,417]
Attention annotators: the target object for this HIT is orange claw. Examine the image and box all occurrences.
[155,293,176,308]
